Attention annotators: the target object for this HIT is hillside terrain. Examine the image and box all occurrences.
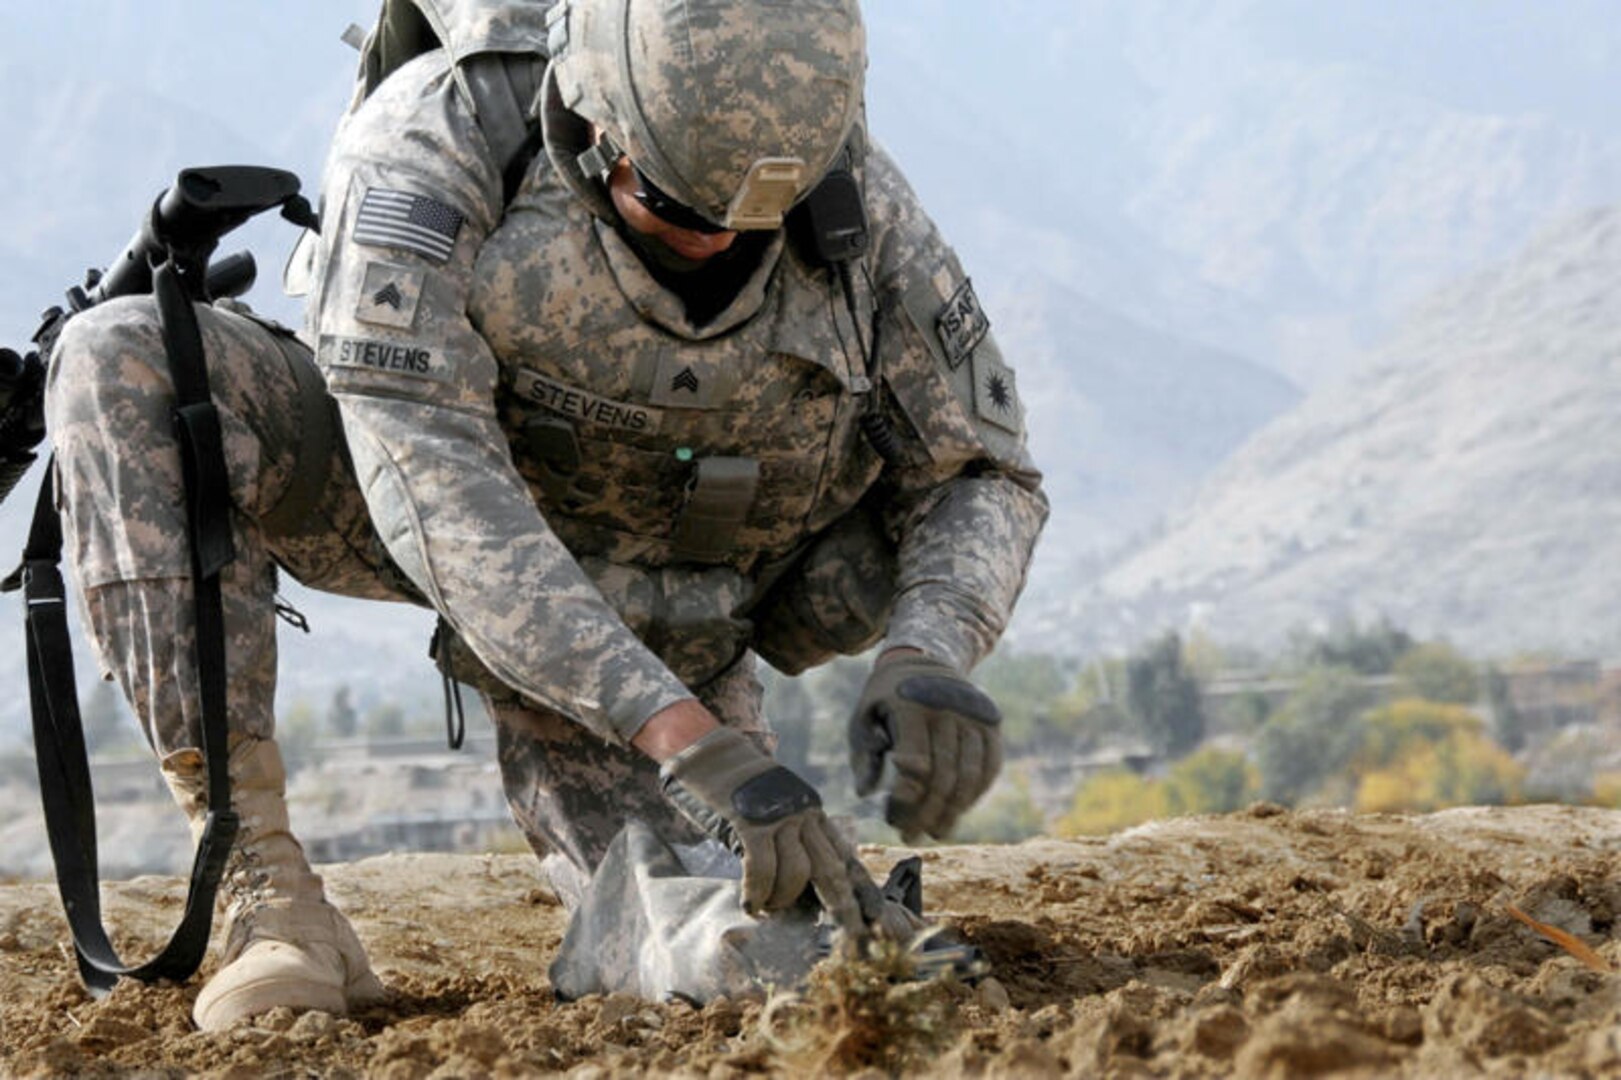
[1042,206,1621,658]
[1,805,1617,1077]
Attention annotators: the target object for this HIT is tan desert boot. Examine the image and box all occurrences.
[161,736,385,1031]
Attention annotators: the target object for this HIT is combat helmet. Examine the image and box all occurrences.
[541,0,867,230]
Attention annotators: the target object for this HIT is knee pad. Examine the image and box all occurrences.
[751,508,897,676]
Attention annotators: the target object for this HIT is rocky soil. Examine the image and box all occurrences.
[2,804,1618,1078]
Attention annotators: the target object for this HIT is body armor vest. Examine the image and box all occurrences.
[469,165,884,575]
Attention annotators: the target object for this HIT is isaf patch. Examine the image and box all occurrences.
[972,348,1023,435]
[352,187,464,264]
[320,335,451,382]
[356,262,425,329]
[935,278,990,370]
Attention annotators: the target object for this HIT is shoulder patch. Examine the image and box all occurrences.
[356,262,425,329]
[319,335,452,382]
[353,187,464,264]
[972,347,1024,435]
[936,278,990,370]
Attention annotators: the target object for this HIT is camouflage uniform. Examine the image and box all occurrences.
[47,3,1045,915]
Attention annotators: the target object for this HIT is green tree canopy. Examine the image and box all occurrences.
[1253,668,1373,804]
[1125,632,1206,759]
[1394,643,1480,704]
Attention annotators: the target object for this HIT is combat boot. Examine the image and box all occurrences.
[161,736,386,1031]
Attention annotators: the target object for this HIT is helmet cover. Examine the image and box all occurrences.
[543,0,866,229]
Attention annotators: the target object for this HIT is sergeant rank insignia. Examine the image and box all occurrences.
[356,262,425,329]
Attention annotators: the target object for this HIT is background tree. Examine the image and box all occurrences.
[1355,727,1523,813]
[1164,747,1257,815]
[327,685,359,739]
[1125,632,1206,759]
[953,768,1047,843]
[1290,617,1414,675]
[1354,698,1481,773]
[364,700,406,739]
[1253,668,1373,804]
[1484,664,1528,752]
[1394,643,1480,704]
[278,698,321,771]
[975,648,1080,754]
[1056,770,1168,836]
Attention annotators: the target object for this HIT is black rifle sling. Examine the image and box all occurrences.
[19,259,239,994]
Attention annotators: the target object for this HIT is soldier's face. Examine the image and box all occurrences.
[607,159,739,263]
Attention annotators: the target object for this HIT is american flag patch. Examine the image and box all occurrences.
[352,188,464,264]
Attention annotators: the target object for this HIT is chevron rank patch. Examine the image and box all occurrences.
[972,347,1023,434]
[935,278,990,370]
[650,352,729,409]
[356,262,425,329]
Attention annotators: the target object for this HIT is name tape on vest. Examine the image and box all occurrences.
[320,335,451,381]
[514,368,663,434]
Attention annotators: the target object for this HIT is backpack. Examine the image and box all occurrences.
[345,0,557,203]
[284,0,555,299]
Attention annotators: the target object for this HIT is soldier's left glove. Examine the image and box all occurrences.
[849,654,1003,841]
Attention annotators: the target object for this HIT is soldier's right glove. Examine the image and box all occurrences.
[0,348,46,508]
[0,348,46,455]
[849,654,1004,841]
[660,727,863,933]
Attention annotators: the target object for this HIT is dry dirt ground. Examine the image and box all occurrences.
[1,804,1618,1078]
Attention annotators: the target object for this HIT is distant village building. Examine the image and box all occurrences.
[1489,660,1602,746]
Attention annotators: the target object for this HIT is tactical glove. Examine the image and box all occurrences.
[0,348,46,457]
[849,654,1003,841]
[660,727,863,932]
[0,348,45,509]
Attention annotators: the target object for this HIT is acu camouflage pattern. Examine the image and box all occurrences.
[352,0,558,106]
[46,298,407,759]
[494,650,773,875]
[47,0,1044,930]
[543,0,865,225]
[43,293,758,890]
[311,38,1045,750]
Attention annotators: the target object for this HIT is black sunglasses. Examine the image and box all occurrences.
[631,165,730,235]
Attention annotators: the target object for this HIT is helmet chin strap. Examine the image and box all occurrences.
[575,130,623,185]
[618,223,714,275]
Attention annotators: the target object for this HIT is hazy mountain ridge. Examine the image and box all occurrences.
[982,269,1299,563]
[1126,62,1621,384]
[1039,205,1621,657]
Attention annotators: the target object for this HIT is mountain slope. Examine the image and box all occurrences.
[1040,206,1621,656]
[984,270,1298,568]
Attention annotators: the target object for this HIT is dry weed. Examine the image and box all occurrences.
[758,938,957,1075]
